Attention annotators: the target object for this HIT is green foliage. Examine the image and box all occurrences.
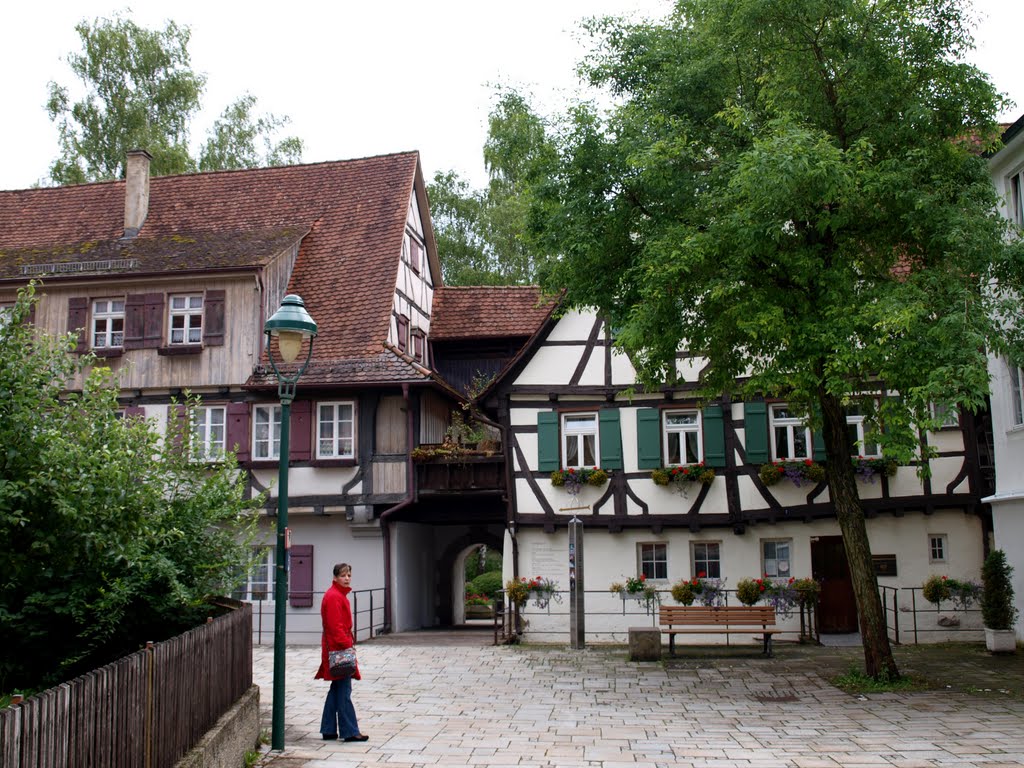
[0,286,261,692]
[735,578,762,606]
[832,667,918,692]
[469,571,503,599]
[429,90,554,285]
[981,550,1018,631]
[464,545,502,582]
[46,12,302,184]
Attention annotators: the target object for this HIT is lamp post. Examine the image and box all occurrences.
[264,294,318,751]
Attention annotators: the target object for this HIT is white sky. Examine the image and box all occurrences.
[2,0,1021,191]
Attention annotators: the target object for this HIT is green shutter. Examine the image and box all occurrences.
[744,401,769,464]
[702,405,726,468]
[599,409,623,470]
[812,405,826,461]
[537,412,559,472]
[636,408,662,469]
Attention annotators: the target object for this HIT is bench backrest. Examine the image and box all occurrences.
[659,604,776,627]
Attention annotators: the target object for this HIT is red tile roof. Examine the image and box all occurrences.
[430,286,557,340]
[0,153,432,386]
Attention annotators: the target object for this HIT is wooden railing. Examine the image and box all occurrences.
[0,601,252,768]
[415,454,505,493]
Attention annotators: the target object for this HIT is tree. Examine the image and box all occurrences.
[46,12,302,185]
[524,0,1024,678]
[429,91,553,285]
[0,285,262,692]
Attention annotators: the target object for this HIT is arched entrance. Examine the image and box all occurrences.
[439,530,503,626]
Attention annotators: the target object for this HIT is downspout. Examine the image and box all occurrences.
[378,382,414,634]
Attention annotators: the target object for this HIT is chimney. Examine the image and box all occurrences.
[123,149,152,239]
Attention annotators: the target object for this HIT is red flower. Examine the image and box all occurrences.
[698,571,706,578]
[804,459,813,465]
[639,574,646,582]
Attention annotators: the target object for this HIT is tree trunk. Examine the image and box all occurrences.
[819,387,900,679]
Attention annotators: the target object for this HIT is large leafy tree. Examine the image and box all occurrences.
[526,0,1024,678]
[0,286,262,692]
[46,13,302,185]
[429,91,552,285]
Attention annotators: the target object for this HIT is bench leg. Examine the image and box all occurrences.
[669,633,675,657]
[763,633,773,657]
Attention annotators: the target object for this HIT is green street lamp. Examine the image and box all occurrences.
[264,294,317,752]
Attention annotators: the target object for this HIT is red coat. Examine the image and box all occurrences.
[315,582,361,681]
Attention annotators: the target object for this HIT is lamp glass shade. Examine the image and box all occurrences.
[277,331,303,363]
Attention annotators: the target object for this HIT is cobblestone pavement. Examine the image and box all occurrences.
[254,631,1024,768]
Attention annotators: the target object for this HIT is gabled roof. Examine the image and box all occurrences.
[429,286,557,340]
[0,152,438,384]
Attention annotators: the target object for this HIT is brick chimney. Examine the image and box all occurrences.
[123,149,152,239]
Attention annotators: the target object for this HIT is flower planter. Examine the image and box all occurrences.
[465,604,494,620]
[985,627,1017,654]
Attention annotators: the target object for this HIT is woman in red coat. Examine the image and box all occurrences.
[315,563,367,741]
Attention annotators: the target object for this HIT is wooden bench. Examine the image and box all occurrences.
[659,605,780,657]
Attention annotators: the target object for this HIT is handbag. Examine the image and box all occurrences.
[328,647,357,678]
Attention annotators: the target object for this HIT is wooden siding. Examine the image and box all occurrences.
[373,460,407,495]
[419,390,449,445]
[376,395,407,454]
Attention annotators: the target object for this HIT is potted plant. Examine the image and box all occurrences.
[464,593,493,620]
[981,550,1018,653]
[735,578,762,606]
[610,574,659,612]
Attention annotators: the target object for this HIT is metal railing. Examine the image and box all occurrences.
[879,585,985,645]
[250,587,386,645]
[493,588,819,646]
[0,602,252,768]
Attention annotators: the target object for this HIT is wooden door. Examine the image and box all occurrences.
[811,535,859,633]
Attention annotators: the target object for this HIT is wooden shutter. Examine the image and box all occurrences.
[67,297,89,353]
[203,289,225,346]
[124,406,145,419]
[226,402,251,463]
[537,412,560,472]
[289,544,314,608]
[143,293,164,348]
[598,409,623,470]
[169,404,187,450]
[124,294,146,349]
[744,401,769,464]
[702,405,726,468]
[290,400,312,462]
[636,408,662,469]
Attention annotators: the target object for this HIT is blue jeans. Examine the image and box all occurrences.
[320,677,360,738]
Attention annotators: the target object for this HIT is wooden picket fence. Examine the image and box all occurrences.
[0,601,252,768]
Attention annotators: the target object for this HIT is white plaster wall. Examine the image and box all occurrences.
[509,509,984,644]
[545,309,597,342]
[252,466,362,499]
[515,345,586,386]
[391,522,437,632]
[609,348,638,386]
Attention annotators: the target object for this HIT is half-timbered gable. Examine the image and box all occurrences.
[493,305,992,639]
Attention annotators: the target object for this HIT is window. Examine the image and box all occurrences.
[1010,363,1024,427]
[770,405,812,460]
[397,315,409,351]
[1010,169,1024,229]
[845,407,879,457]
[692,541,721,579]
[664,410,701,464]
[168,294,204,345]
[91,298,125,348]
[253,405,282,460]
[0,302,14,325]
[409,238,423,274]
[931,402,960,429]
[639,543,668,580]
[231,546,274,601]
[562,413,598,468]
[762,540,792,578]
[318,401,355,459]
[929,534,947,563]
[192,406,226,461]
[412,332,425,363]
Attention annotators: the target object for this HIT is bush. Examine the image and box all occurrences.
[735,578,763,606]
[469,570,503,599]
[464,545,502,581]
[981,550,1018,631]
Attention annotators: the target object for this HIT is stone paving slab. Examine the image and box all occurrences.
[253,636,1024,768]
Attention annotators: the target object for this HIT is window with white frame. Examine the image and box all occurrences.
[931,402,960,429]
[91,298,125,348]
[1,302,16,326]
[231,546,274,601]
[845,406,880,457]
[318,401,355,459]
[762,539,792,578]
[639,542,668,580]
[191,406,226,461]
[664,410,701,465]
[692,541,721,579]
[929,534,947,563]
[770,405,812,460]
[562,412,598,468]
[1009,363,1024,427]
[168,294,204,345]
[253,405,282,460]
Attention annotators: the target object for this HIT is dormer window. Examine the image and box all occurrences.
[169,294,203,345]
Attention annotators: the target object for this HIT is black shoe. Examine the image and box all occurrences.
[343,734,369,742]
[322,734,338,740]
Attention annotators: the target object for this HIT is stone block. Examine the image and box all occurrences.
[628,626,662,661]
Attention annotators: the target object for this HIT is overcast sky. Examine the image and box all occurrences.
[3,0,1021,191]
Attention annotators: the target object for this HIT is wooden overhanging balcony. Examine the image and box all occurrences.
[412,443,505,494]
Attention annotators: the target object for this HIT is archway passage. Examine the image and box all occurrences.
[441,530,504,627]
